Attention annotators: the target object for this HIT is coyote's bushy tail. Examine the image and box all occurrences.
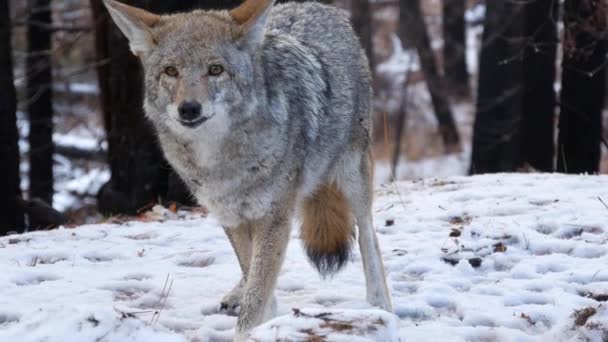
[301,183,354,277]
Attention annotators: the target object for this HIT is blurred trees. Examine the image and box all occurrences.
[400,0,461,153]
[0,0,25,234]
[277,0,332,3]
[470,0,525,174]
[442,0,470,99]
[558,0,606,173]
[471,0,604,174]
[26,0,55,226]
[521,0,558,172]
[2,0,608,234]
[351,0,374,72]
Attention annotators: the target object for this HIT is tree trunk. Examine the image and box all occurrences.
[442,0,469,99]
[0,0,25,234]
[400,0,460,153]
[521,0,558,172]
[351,0,374,73]
[96,0,242,215]
[557,0,606,173]
[26,0,55,227]
[391,78,411,181]
[98,5,158,214]
[90,0,111,142]
[276,0,332,3]
[469,0,525,174]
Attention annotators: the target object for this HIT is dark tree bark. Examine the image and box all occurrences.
[557,0,606,173]
[90,0,111,141]
[0,0,25,234]
[96,0,242,215]
[26,0,55,226]
[390,78,411,181]
[400,0,460,153]
[470,1,525,174]
[442,0,470,99]
[351,0,375,73]
[521,0,558,172]
[276,0,332,3]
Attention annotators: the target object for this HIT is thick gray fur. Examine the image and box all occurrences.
[148,3,372,227]
[103,1,392,340]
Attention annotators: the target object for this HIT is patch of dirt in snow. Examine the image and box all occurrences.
[0,174,607,341]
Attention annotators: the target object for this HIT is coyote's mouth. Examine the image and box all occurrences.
[177,113,215,128]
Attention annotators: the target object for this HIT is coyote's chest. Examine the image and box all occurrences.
[160,134,280,226]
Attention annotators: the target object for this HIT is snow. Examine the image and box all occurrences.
[54,83,99,95]
[465,4,486,25]
[1,174,607,341]
[53,133,106,152]
[375,144,470,184]
[16,111,109,212]
[249,308,400,341]
[376,34,417,82]
[54,167,110,211]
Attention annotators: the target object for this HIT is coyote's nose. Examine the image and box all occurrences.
[178,101,202,122]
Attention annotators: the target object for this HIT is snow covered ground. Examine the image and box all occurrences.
[1,174,607,341]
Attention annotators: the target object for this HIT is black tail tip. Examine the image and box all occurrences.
[305,242,353,278]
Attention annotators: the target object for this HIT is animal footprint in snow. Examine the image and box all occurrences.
[14,272,60,286]
[27,253,68,265]
[503,292,550,306]
[124,232,159,240]
[83,252,121,263]
[177,256,215,268]
[535,263,568,274]
[0,312,19,326]
[122,273,153,281]
[103,282,153,301]
[133,291,173,310]
[535,224,557,235]
[314,295,346,307]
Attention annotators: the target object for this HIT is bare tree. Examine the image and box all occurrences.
[351,0,374,72]
[0,0,25,234]
[26,0,55,227]
[399,0,461,153]
[470,1,525,174]
[557,0,606,173]
[277,0,332,3]
[521,0,558,172]
[442,0,470,99]
[90,0,111,144]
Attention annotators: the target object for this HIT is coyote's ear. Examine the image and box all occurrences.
[230,0,274,50]
[103,0,160,56]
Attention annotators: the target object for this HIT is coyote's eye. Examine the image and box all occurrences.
[208,64,224,76]
[164,66,179,77]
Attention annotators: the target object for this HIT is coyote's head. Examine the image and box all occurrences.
[103,0,274,135]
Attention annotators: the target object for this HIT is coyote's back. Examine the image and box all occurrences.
[262,2,374,274]
[266,1,374,195]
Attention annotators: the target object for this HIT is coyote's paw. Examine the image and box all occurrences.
[367,292,394,313]
[219,280,278,319]
[220,283,243,316]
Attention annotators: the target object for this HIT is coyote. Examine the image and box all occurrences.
[103,0,393,339]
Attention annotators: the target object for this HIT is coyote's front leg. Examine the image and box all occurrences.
[222,225,251,315]
[233,214,290,342]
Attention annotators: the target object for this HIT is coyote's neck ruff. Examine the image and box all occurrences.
[104,0,392,340]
